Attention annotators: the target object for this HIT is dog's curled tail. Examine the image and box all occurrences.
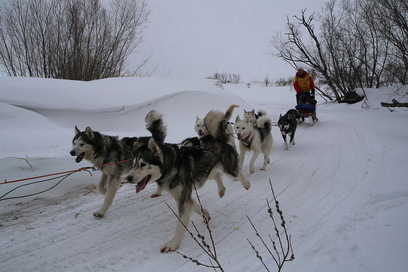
[257,116,272,133]
[257,109,267,118]
[225,104,239,120]
[205,104,239,143]
[145,110,167,144]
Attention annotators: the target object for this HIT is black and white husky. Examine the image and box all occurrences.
[278,109,300,150]
[126,106,250,253]
[234,115,273,174]
[126,139,226,253]
[70,110,167,218]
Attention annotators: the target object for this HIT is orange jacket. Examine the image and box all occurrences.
[293,72,315,94]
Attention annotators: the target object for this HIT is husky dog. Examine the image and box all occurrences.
[70,110,167,218]
[244,109,267,127]
[278,109,300,150]
[234,115,273,174]
[194,116,207,138]
[126,138,226,253]
[193,115,236,150]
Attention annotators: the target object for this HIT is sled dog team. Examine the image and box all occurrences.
[70,105,298,253]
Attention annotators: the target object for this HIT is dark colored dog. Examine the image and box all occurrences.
[278,109,300,150]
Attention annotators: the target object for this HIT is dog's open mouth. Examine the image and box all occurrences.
[236,134,242,140]
[75,152,85,163]
[136,175,151,193]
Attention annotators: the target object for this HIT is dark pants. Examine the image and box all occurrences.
[296,91,314,105]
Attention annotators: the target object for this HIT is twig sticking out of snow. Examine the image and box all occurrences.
[247,179,295,272]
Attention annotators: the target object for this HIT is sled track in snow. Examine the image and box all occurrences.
[0,108,392,272]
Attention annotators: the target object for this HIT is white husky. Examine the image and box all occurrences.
[234,115,273,174]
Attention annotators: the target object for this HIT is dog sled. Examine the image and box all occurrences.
[295,94,318,124]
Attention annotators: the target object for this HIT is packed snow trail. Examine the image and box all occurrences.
[1,83,407,272]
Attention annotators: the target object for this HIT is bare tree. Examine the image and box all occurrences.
[369,0,408,84]
[273,0,407,102]
[207,72,241,84]
[0,0,149,81]
[273,10,341,101]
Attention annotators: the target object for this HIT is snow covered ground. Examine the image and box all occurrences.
[0,77,407,272]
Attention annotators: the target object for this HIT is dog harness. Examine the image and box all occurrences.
[241,133,253,148]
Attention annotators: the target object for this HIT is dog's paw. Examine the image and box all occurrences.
[241,179,251,190]
[151,187,162,198]
[218,186,226,198]
[284,143,289,150]
[160,241,179,253]
[97,186,107,195]
[93,211,105,218]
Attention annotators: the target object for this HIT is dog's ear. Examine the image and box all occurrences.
[147,138,161,157]
[251,109,255,113]
[196,115,200,121]
[235,115,241,122]
[74,126,81,136]
[84,127,94,138]
[279,114,282,119]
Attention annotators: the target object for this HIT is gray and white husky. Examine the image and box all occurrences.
[234,115,273,174]
[70,110,167,218]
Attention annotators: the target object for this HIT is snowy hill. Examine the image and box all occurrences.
[0,76,407,272]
